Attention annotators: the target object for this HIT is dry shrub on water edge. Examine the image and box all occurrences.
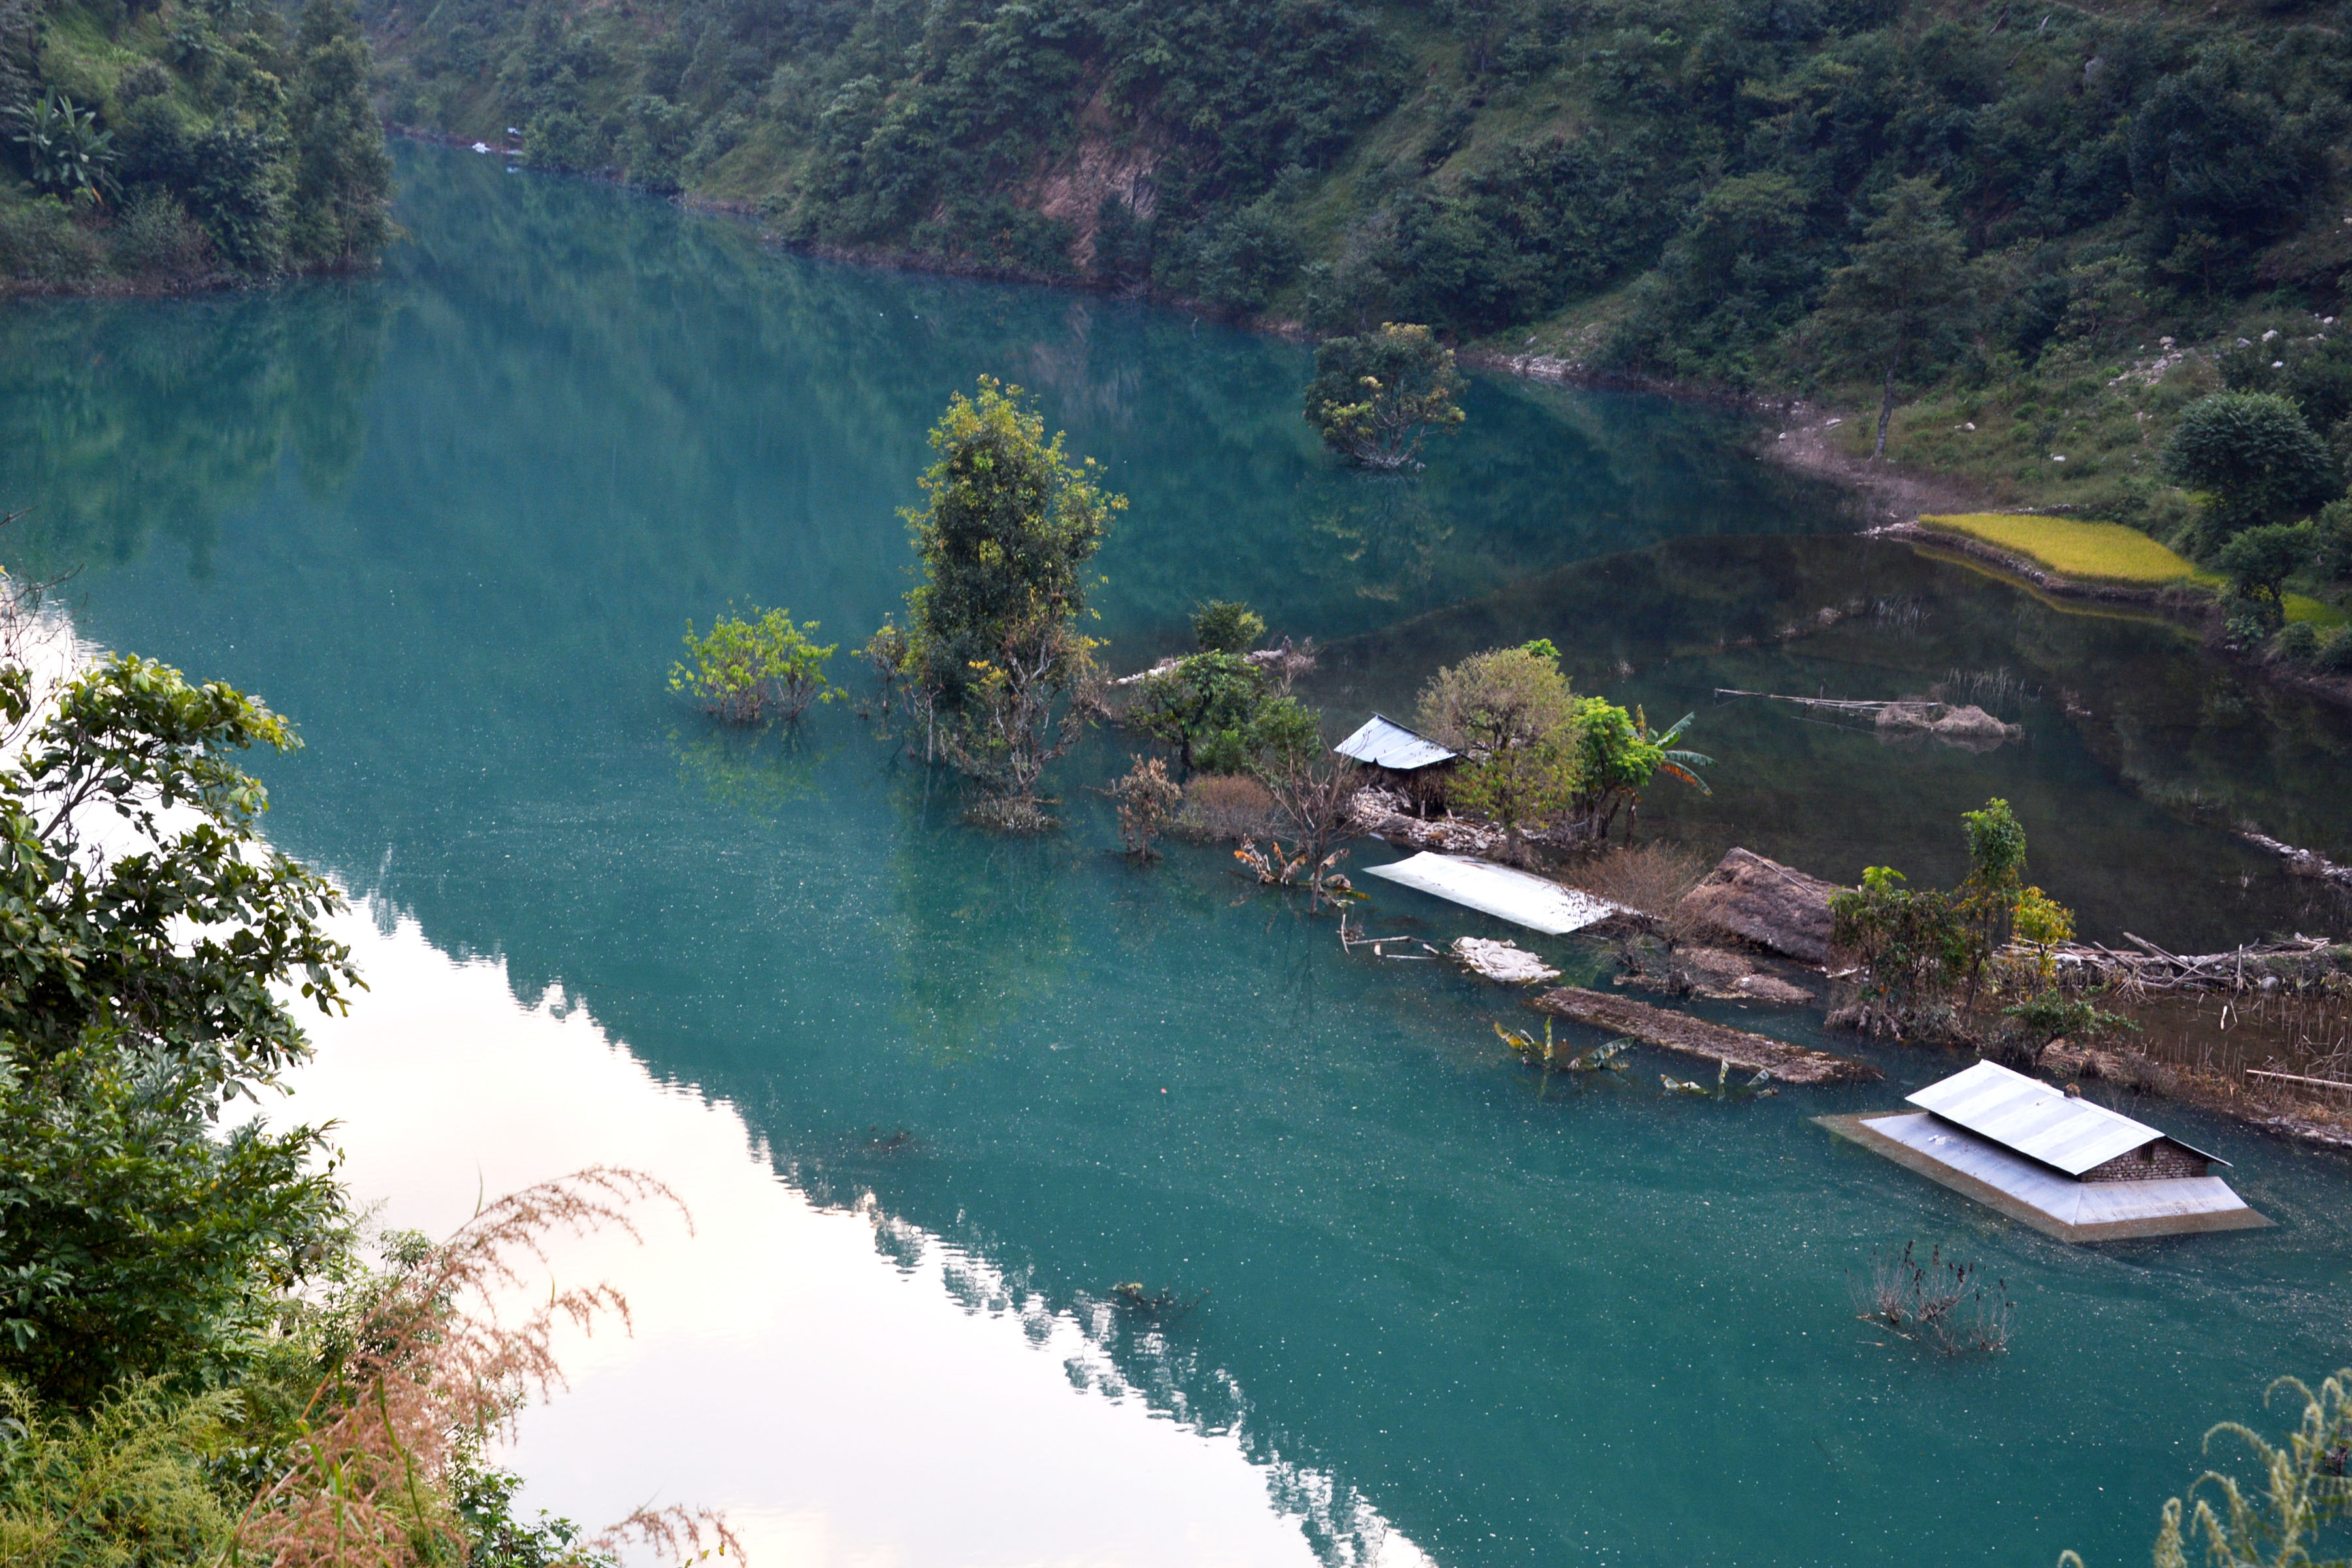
[237,1167,742,1568]
[1565,843,1705,926]
[1171,774,1282,843]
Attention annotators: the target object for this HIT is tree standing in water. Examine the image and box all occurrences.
[1303,323,1467,470]
[901,377,1124,826]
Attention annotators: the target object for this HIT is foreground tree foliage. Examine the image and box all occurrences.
[0,653,358,1405]
[2058,1368,2352,1568]
[0,613,733,1561]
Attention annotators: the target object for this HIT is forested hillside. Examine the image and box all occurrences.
[0,0,391,287]
[371,9,2328,328]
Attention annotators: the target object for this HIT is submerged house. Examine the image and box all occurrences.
[1334,714,1456,811]
[1820,1059,2268,1242]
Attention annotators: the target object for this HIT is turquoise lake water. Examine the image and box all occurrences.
[3,144,2349,1565]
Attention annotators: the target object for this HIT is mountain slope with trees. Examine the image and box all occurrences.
[361,0,2352,554]
[1,0,393,289]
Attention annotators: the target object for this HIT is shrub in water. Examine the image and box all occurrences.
[1191,599,1265,654]
[670,604,838,723]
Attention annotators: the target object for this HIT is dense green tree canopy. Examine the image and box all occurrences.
[361,0,2352,449]
[2164,393,2338,544]
[902,376,1121,706]
[1303,323,1466,470]
[0,654,359,1403]
[1,0,394,286]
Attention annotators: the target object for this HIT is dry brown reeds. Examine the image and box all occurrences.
[1171,774,1281,842]
[1564,842,1705,925]
[1852,1241,2012,1356]
[235,1168,739,1568]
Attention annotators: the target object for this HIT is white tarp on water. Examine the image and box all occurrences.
[1362,853,1619,935]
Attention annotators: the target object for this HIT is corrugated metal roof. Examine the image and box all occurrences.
[1905,1059,2203,1175]
[1825,1111,2265,1241]
[1335,713,1456,771]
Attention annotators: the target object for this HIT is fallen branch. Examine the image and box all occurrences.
[1529,987,1882,1085]
[2039,934,2344,993]
[2242,830,2352,888]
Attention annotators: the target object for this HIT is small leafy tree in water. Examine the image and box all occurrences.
[1303,323,1467,470]
[1831,797,2036,1030]
[903,376,1122,708]
[670,604,838,723]
[1131,651,1318,775]
[1107,754,1183,860]
[858,618,914,723]
[1191,599,1266,654]
[938,613,1102,831]
[2010,885,2075,986]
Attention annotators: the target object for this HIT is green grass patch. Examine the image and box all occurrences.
[1917,512,2219,586]
[2285,594,2350,629]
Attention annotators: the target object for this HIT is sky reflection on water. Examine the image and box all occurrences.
[297,904,1429,1568]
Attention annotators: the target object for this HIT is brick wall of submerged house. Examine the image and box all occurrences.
[2082,1140,2212,1182]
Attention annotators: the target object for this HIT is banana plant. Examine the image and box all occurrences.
[1635,708,1715,795]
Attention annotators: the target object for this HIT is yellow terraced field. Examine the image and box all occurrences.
[1917,513,2215,585]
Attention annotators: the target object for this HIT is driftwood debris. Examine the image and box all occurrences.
[1529,987,1882,1085]
[2042,932,2347,993]
[2240,831,2352,889]
[1452,937,1560,984]
[1712,689,2020,749]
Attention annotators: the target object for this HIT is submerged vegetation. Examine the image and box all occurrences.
[1302,322,1467,470]
[901,376,1119,829]
[670,603,838,723]
[1854,1241,2012,1356]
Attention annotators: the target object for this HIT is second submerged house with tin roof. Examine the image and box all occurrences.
[1821,1060,2268,1242]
